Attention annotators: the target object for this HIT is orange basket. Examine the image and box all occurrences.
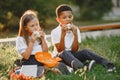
[35,52,62,68]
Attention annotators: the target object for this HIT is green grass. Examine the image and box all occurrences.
[0,36,120,80]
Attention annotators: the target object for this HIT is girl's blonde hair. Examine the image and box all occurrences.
[18,10,38,45]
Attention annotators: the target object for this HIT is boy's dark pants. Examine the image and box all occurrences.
[58,49,112,71]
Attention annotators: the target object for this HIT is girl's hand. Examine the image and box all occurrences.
[30,30,43,43]
[39,31,45,38]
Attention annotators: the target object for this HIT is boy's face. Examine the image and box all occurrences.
[57,11,73,26]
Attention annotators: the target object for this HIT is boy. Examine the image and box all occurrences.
[51,4,116,72]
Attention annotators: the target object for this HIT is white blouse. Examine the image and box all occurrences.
[16,36,44,55]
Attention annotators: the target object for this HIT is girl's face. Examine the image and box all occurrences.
[25,18,41,35]
[57,11,73,26]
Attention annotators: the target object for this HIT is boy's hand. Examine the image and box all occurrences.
[71,24,77,35]
[61,26,68,36]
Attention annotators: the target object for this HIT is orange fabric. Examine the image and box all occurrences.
[9,69,33,80]
[35,52,62,67]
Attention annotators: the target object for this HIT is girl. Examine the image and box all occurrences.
[16,10,48,77]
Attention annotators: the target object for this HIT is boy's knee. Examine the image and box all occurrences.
[59,50,70,57]
[80,49,91,55]
[81,49,89,52]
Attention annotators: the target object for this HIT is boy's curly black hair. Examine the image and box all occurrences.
[56,4,72,17]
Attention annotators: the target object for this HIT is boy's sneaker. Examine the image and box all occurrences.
[88,60,96,71]
[107,67,116,72]
[107,63,116,72]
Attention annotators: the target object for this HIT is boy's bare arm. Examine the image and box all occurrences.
[71,26,79,52]
[71,33,79,52]
[55,27,68,52]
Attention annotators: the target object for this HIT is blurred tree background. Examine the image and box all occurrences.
[0,0,113,33]
[73,0,113,20]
